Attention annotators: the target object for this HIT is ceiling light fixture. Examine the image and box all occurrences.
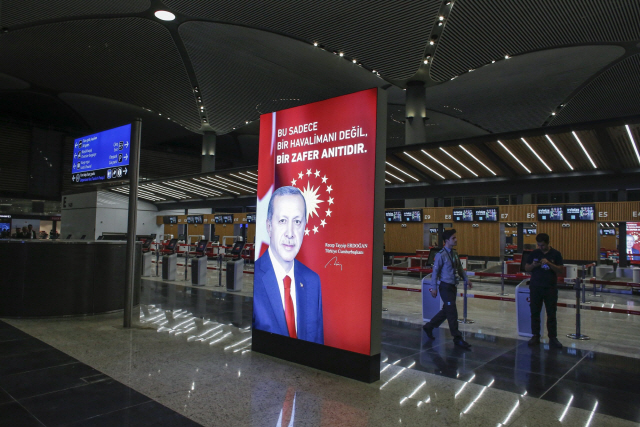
[571,131,597,169]
[498,140,530,173]
[505,54,510,59]
[403,152,445,179]
[421,150,461,178]
[385,179,391,184]
[313,42,318,46]
[459,145,496,175]
[385,171,404,182]
[439,148,477,176]
[625,125,640,165]
[352,59,357,63]
[339,52,344,57]
[545,135,573,170]
[521,138,552,172]
[154,10,176,21]
[385,162,419,181]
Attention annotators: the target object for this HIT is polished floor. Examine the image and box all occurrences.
[1,275,639,426]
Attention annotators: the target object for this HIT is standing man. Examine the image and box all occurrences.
[423,229,472,349]
[525,233,563,348]
[253,186,324,344]
[26,224,37,239]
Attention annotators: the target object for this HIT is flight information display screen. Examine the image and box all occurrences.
[453,209,474,222]
[565,205,595,221]
[537,206,564,221]
[71,123,131,184]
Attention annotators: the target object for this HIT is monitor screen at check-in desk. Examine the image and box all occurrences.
[195,239,208,256]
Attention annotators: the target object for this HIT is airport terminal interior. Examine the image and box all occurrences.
[4,2,640,426]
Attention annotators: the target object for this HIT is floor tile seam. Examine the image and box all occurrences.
[537,350,593,402]
[1,392,48,427]
[16,376,123,402]
[68,399,194,426]
[0,361,82,380]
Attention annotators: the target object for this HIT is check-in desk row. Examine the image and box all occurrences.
[0,239,141,317]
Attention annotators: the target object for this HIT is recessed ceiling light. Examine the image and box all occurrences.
[154,10,175,21]
[339,52,344,57]
[313,42,318,47]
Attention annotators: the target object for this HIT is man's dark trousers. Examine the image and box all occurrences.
[530,286,558,337]
[428,282,461,338]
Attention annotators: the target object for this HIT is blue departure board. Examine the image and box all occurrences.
[71,123,132,184]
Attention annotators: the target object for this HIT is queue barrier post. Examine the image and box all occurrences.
[567,270,590,340]
[155,240,160,277]
[217,252,223,287]
[590,264,601,298]
[457,279,474,324]
[419,252,423,281]
[497,261,509,296]
[184,244,190,281]
[581,265,587,304]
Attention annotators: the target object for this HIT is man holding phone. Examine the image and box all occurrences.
[525,233,564,348]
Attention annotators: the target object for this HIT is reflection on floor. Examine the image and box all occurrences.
[1,279,639,426]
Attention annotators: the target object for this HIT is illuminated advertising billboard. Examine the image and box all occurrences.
[71,123,131,184]
[627,222,640,261]
[254,88,378,355]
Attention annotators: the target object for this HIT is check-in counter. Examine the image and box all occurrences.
[0,239,141,317]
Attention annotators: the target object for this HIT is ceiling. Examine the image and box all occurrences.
[2,1,640,201]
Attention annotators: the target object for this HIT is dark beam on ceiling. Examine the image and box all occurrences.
[385,169,640,199]
[386,113,640,155]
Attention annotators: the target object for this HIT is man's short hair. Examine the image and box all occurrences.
[536,233,550,244]
[442,229,456,242]
[266,186,307,223]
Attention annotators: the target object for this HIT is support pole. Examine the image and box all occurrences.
[458,280,474,324]
[124,118,142,328]
[567,268,590,340]
[497,260,509,296]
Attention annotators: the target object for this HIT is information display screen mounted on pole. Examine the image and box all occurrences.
[71,123,132,184]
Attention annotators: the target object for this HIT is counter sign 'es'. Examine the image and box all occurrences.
[71,123,132,184]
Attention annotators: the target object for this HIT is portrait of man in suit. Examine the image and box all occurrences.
[253,186,324,344]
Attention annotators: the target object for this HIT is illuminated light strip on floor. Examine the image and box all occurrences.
[558,395,573,422]
[462,379,494,415]
[403,152,445,179]
[385,171,404,182]
[407,381,426,399]
[571,131,597,169]
[498,140,531,173]
[585,400,598,427]
[439,148,477,176]
[459,145,496,175]
[385,161,419,181]
[209,332,232,345]
[625,125,640,165]
[421,149,461,178]
[224,336,252,350]
[545,135,573,170]
[521,138,552,172]
[501,399,520,425]
[455,374,475,398]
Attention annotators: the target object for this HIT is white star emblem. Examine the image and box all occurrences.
[304,228,310,236]
[314,170,320,177]
[291,178,297,186]
[328,197,334,205]
[306,169,312,176]
[298,172,304,179]
[321,175,328,183]
[326,185,333,193]
[325,208,332,217]
[320,219,326,227]
[313,226,319,234]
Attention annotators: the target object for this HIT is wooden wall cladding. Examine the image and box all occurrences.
[594,202,640,222]
[384,223,423,253]
[498,205,538,222]
[537,222,597,261]
[454,222,500,257]
[600,235,617,250]
[422,208,453,223]
[163,224,178,237]
[248,224,256,244]
[187,224,204,238]
[156,216,163,226]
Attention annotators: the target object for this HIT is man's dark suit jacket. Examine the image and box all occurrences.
[253,251,324,344]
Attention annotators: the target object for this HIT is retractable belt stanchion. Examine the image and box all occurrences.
[497,260,509,296]
[567,266,590,340]
[591,264,601,298]
[184,243,189,281]
[217,252,223,287]
[419,252,423,281]
[457,280,474,324]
